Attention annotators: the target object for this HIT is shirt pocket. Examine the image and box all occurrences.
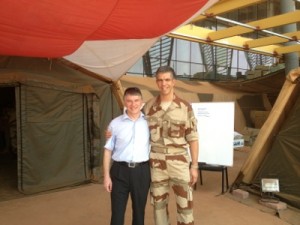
[168,119,185,138]
[147,116,161,142]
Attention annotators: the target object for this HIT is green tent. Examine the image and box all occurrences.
[234,68,300,209]
[0,56,121,194]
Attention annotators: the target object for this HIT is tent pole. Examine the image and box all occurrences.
[111,80,124,111]
[240,68,300,184]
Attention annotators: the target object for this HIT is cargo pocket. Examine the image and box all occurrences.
[147,117,161,142]
[150,182,169,209]
[188,185,193,203]
[168,119,185,138]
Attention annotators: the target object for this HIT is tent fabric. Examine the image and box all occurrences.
[0,72,95,94]
[64,38,158,81]
[238,69,300,184]
[0,0,217,81]
[235,68,300,209]
[253,92,300,208]
[17,85,90,194]
[0,56,121,193]
[0,0,210,56]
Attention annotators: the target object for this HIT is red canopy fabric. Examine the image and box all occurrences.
[0,0,210,57]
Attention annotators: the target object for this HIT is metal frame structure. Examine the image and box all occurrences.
[169,0,300,58]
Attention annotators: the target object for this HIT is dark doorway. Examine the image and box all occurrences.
[0,87,21,200]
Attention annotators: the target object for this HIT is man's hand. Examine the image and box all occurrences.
[103,175,113,192]
[189,168,198,186]
[105,128,112,140]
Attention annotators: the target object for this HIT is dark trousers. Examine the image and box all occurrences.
[110,162,150,225]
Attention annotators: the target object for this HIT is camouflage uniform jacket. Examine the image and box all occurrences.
[143,94,198,149]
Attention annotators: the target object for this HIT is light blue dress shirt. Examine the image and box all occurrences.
[104,112,150,163]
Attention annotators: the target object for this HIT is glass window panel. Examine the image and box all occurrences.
[190,42,202,63]
[230,68,238,77]
[128,58,144,75]
[175,62,190,76]
[238,51,249,70]
[217,66,228,76]
[191,63,205,76]
[175,39,190,61]
[232,50,250,71]
[231,50,238,68]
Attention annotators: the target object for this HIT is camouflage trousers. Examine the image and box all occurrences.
[149,150,194,225]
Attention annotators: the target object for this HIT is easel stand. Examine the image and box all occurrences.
[198,163,229,194]
[260,192,280,203]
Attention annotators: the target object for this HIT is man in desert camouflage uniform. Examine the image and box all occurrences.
[143,65,199,225]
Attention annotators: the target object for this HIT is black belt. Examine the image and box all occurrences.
[115,161,149,168]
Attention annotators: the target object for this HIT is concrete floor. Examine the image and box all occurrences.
[0,148,299,225]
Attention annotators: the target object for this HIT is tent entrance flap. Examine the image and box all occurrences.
[17,85,91,194]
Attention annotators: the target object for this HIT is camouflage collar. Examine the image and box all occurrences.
[153,94,182,109]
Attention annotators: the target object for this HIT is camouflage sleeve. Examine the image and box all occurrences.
[186,105,198,142]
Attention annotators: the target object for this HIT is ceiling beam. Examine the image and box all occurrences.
[169,1,300,59]
[207,10,300,41]
[168,25,281,57]
[191,0,266,23]
[244,31,300,48]
[274,44,300,55]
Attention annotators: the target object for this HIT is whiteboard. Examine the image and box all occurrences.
[191,102,234,166]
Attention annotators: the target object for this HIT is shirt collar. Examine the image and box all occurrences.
[122,111,144,121]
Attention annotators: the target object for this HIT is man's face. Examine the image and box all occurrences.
[124,94,143,116]
[156,72,175,96]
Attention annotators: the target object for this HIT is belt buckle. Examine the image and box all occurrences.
[128,162,136,168]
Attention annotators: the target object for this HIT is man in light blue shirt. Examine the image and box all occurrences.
[103,87,150,225]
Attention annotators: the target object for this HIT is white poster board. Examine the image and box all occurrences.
[192,102,234,166]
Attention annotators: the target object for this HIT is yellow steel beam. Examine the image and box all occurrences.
[274,44,300,55]
[207,10,300,41]
[244,31,300,48]
[191,0,266,23]
[170,25,210,40]
[168,25,281,57]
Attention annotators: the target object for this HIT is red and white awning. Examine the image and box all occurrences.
[0,0,216,80]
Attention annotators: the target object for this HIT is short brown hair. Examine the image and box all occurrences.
[124,87,142,98]
[155,65,176,78]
